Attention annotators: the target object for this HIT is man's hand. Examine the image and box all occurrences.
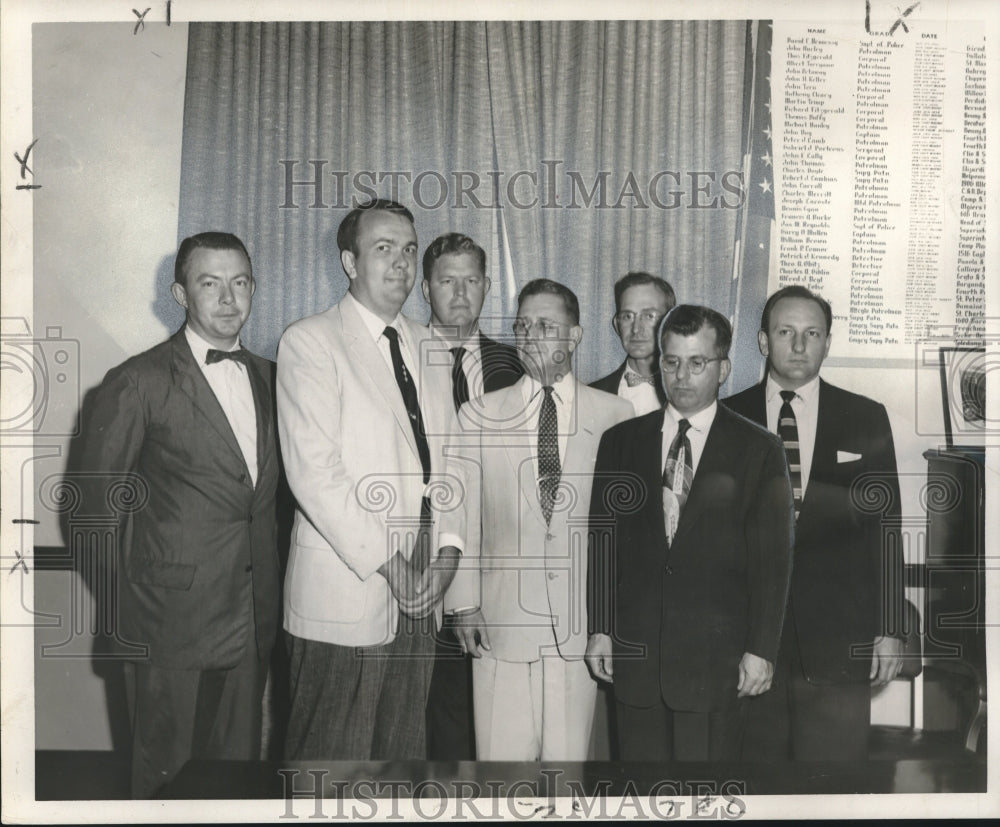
[870,635,903,687]
[452,608,491,657]
[377,549,418,606]
[585,633,614,684]
[736,652,774,697]
[397,546,460,618]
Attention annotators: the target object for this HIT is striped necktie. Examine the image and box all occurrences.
[778,390,803,519]
[662,418,693,544]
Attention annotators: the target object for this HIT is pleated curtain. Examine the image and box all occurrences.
[178,20,748,380]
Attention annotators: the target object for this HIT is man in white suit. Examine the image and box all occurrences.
[439,279,634,760]
[276,199,457,760]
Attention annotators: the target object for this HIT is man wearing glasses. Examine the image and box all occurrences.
[590,272,676,416]
[586,304,794,760]
[439,279,633,760]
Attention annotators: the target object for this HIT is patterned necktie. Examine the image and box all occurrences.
[778,390,803,519]
[662,418,693,544]
[624,370,655,387]
[383,327,431,485]
[537,386,561,525]
[206,348,248,365]
[451,346,470,412]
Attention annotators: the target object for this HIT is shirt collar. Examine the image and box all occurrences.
[345,290,405,344]
[765,373,820,405]
[430,324,481,355]
[522,370,576,407]
[184,325,241,365]
[662,400,717,433]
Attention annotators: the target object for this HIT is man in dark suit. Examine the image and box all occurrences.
[586,304,794,761]
[77,232,281,797]
[589,272,675,416]
[420,232,522,760]
[724,285,904,761]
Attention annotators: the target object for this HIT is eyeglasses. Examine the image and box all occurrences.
[615,310,663,327]
[659,355,725,375]
[513,318,565,337]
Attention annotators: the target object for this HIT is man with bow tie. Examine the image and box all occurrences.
[586,304,794,761]
[590,272,676,416]
[77,232,282,797]
[724,286,904,761]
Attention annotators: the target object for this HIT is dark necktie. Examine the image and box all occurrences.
[451,346,470,412]
[778,390,803,519]
[662,418,693,544]
[206,348,248,366]
[382,327,431,485]
[537,386,561,525]
[384,327,433,573]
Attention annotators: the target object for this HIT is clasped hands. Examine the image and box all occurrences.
[378,543,460,619]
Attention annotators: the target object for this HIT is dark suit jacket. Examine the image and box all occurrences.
[723,379,903,684]
[590,360,667,407]
[78,328,281,671]
[479,331,523,393]
[588,404,794,712]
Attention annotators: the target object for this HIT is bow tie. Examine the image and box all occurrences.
[624,370,655,387]
[206,348,248,366]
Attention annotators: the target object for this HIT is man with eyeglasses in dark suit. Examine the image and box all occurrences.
[586,304,794,761]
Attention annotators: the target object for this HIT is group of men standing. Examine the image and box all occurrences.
[79,199,904,796]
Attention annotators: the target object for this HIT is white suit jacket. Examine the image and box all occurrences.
[277,296,456,646]
[441,377,633,661]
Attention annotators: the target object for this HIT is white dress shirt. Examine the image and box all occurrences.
[660,401,717,477]
[616,367,662,417]
[185,325,258,485]
[764,374,819,495]
[345,290,418,379]
[521,372,576,480]
[431,324,486,399]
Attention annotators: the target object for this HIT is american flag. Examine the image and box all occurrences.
[729,20,775,391]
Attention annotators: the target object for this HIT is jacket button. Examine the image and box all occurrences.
[245,563,252,573]
[247,514,253,523]
[546,533,555,541]
[547,572,556,580]
[664,565,673,575]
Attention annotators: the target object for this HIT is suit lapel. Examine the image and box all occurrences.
[340,300,419,460]
[495,380,546,526]
[170,331,248,477]
[670,406,734,549]
[623,409,670,547]
[246,355,274,489]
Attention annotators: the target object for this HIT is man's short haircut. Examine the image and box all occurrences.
[517,279,580,325]
[337,198,415,258]
[613,271,677,314]
[658,304,733,359]
[422,233,486,281]
[760,285,833,334]
[174,232,251,286]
